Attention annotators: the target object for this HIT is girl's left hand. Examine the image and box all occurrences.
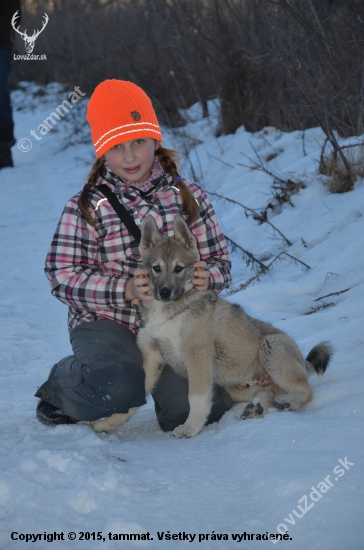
[192,261,211,292]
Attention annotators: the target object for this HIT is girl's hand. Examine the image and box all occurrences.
[192,261,211,292]
[125,269,155,301]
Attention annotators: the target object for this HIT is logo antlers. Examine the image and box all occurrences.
[11,11,49,54]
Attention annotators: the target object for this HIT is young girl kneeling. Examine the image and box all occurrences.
[35,80,233,432]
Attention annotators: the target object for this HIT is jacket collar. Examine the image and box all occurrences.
[98,164,174,198]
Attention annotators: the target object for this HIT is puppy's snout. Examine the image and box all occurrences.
[159,287,171,300]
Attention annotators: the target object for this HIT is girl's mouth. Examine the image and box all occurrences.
[123,165,141,174]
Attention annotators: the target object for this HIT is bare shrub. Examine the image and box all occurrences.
[267,0,364,192]
[10,0,364,142]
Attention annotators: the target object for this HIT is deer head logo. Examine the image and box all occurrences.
[11,11,49,54]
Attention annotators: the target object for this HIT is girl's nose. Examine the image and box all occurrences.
[123,146,136,163]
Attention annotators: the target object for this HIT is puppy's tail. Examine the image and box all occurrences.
[305,341,333,376]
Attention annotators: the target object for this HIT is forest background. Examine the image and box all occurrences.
[12,0,363,137]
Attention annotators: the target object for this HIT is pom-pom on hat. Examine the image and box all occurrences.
[87,80,163,158]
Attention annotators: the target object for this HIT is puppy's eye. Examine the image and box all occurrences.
[174,265,184,273]
[153,265,161,273]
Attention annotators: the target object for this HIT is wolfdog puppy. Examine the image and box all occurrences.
[91,215,332,437]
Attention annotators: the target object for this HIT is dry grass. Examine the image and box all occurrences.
[266,152,278,162]
[320,144,364,194]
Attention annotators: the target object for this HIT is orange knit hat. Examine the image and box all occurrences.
[87,80,163,158]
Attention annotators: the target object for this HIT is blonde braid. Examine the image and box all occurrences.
[78,157,105,226]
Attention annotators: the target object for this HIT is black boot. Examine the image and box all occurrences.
[36,399,79,427]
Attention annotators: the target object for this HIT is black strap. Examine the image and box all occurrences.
[97,184,141,243]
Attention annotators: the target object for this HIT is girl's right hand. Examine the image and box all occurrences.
[125,268,155,301]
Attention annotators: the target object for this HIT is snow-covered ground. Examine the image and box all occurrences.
[0,83,363,550]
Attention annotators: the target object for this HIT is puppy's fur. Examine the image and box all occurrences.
[91,215,332,437]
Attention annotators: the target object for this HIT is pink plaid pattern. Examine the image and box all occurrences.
[45,174,231,333]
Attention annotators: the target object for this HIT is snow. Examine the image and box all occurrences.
[0,83,363,550]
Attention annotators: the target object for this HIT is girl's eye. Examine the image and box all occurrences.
[174,265,184,273]
[153,265,161,273]
[112,143,123,150]
[135,139,144,145]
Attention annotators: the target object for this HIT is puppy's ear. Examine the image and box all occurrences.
[140,215,162,253]
[173,215,197,250]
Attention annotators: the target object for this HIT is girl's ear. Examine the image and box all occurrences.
[154,140,160,151]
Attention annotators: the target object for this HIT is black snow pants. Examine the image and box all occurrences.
[35,319,232,432]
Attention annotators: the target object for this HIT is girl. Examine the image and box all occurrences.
[35,79,233,432]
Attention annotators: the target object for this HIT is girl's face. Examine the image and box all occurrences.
[104,138,159,182]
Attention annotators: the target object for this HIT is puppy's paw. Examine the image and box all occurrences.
[273,400,291,411]
[240,402,265,420]
[172,423,200,438]
[90,419,117,434]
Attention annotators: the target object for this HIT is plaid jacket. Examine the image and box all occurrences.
[45,172,231,334]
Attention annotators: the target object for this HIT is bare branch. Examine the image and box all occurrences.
[313,288,351,302]
[207,189,293,246]
[224,235,267,271]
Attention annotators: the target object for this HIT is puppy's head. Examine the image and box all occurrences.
[140,215,200,302]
